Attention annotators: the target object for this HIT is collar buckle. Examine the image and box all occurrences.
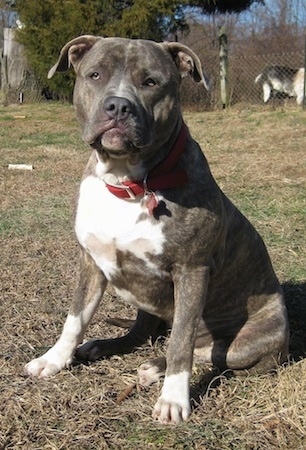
[124,185,136,199]
[103,174,137,199]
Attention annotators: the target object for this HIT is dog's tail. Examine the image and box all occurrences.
[106,317,135,329]
[255,73,263,84]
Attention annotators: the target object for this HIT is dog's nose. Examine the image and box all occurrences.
[103,96,133,120]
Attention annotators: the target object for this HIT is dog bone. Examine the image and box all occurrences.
[8,164,33,170]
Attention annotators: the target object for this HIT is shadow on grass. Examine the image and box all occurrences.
[283,281,306,361]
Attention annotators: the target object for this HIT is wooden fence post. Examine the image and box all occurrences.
[219,26,228,109]
[1,28,27,99]
[303,34,306,110]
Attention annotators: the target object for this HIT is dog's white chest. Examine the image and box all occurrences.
[75,175,166,280]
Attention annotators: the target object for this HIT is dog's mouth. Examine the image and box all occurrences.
[88,121,142,159]
[102,128,128,153]
[91,131,138,160]
[90,123,151,159]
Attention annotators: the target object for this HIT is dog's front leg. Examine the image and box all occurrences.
[25,250,106,378]
[153,266,210,424]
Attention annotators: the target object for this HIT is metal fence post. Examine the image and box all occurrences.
[219,26,228,109]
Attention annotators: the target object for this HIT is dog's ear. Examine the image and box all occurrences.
[164,42,209,90]
[48,35,101,79]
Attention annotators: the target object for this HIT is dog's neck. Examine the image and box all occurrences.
[94,122,188,214]
[96,121,187,180]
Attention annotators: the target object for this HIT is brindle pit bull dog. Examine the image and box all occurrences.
[25,36,289,424]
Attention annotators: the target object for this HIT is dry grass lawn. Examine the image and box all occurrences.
[0,103,305,449]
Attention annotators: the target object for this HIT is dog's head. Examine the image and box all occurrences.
[48,36,207,163]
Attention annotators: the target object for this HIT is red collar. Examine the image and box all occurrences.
[103,123,188,209]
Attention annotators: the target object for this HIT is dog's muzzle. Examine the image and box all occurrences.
[84,95,154,158]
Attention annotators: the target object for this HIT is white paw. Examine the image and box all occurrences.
[25,357,62,378]
[152,396,190,424]
[25,348,73,378]
[152,370,191,424]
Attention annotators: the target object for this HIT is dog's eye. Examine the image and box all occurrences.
[142,78,157,87]
[90,72,100,81]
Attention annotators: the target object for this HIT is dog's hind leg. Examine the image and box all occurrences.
[138,357,167,386]
[217,297,289,374]
[293,68,304,105]
[263,82,271,102]
[75,309,163,361]
[192,291,289,375]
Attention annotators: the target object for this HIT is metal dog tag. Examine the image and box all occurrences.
[143,191,159,215]
[142,174,159,215]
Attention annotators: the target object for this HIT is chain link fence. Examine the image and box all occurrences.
[180,38,305,110]
[228,51,304,106]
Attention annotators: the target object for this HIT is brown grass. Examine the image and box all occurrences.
[0,103,305,449]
